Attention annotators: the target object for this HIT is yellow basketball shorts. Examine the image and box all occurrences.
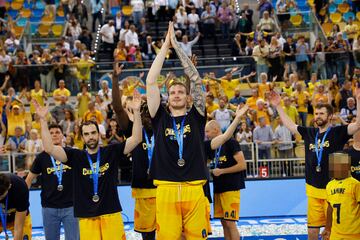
[156,182,209,240]
[205,197,212,235]
[307,196,328,228]
[134,198,156,233]
[79,212,126,240]
[2,213,32,239]
[214,190,240,221]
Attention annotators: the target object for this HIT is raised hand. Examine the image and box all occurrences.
[139,72,145,79]
[269,90,281,107]
[355,87,360,102]
[32,99,48,119]
[128,89,141,112]
[113,62,124,77]
[235,104,249,120]
[190,54,198,67]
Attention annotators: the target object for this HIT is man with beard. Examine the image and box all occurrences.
[269,90,360,240]
[33,90,143,240]
[131,101,156,240]
[146,22,209,239]
[25,124,79,240]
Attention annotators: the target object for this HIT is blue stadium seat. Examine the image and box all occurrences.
[35,1,45,9]
[23,1,33,9]
[329,4,337,14]
[55,16,65,22]
[30,16,42,23]
[343,11,355,22]
[111,6,121,16]
[7,10,18,19]
[16,18,27,27]
[32,9,44,17]
[333,0,343,4]
[30,23,39,35]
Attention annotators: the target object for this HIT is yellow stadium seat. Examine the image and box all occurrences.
[290,15,303,27]
[52,24,63,37]
[307,0,314,7]
[57,7,64,17]
[38,24,50,37]
[354,21,360,29]
[20,8,31,18]
[5,1,10,10]
[41,15,54,25]
[322,22,333,36]
[330,12,342,23]
[122,5,133,16]
[13,26,24,38]
[338,21,346,31]
[11,1,23,10]
[357,12,360,21]
[13,0,24,3]
[338,3,350,14]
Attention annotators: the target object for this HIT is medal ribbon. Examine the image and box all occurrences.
[143,129,154,170]
[214,145,222,168]
[172,115,186,162]
[50,156,63,187]
[314,127,331,170]
[86,150,100,197]
[0,195,8,237]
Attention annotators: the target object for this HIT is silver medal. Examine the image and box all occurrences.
[57,185,63,191]
[177,159,185,167]
[316,165,321,172]
[92,194,100,203]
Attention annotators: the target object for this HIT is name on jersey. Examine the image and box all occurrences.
[165,124,191,139]
[330,188,345,195]
[216,155,227,164]
[46,165,72,175]
[309,140,330,151]
[82,163,109,176]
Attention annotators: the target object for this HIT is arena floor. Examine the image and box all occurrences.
[2,216,308,239]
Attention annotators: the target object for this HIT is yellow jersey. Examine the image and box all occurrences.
[326,177,360,239]
[206,102,219,115]
[246,97,259,110]
[202,79,221,98]
[53,88,71,105]
[220,79,240,99]
[291,91,309,113]
[255,109,270,125]
[282,86,293,97]
[283,106,298,123]
[307,81,320,97]
[83,110,104,124]
[30,89,45,113]
[313,93,329,105]
[7,112,26,136]
[258,83,270,99]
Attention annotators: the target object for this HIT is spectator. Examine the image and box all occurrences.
[210,0,221,13]
[26,80,47,117]
[114,11,124,38]
[114,41,128,63]
[268,36,282,81]
[72,0,88,27]
[282,35,297,74]
[344,17,358,46]
[76,51,95,83]
[131,0,145,27]
[64,134,75,148]
[339,97,357,123]
[6,103,26,137]
[0,49,11,84]
[333,32,349,85]
[295,35,310,81]
[83,101,104,124]
[8,126,26,152]
[95,95,107,121]
[175,6,188,34]
[246,72,271,99]
[230,88,247,106]
[73,123,84,149]
[141,36,156,60]
[4,32,20,52]
[330,24,341,39]
[184,0,195,14]
[201,5,216,40]
[100,20,116,52]
[312,83,330,105]
[188,8,200,39]
[44,0,56,17]
[210,97,235,132]
[125,24,140,48]
[59,109,75,136]
[236,11,251,48]
[314,0,328,23]
[252,38,270,81]
[68,19,82,43]
[253,117,274,160]
[138,18,149,45]
[353,35,360,67]
[307,72,320,97]
[236,121,252,155]
[335,80,353,110]
[231,34,244,57]
[106,119,124,144]
[90,0,105,32]
[178,33,200,57]
[14,50,30,91]
[205,92,219,118]
[24,129,43,169]
[217,2,233,40]
[246,89,260,110]
[98,80,112,104]
[325,36,337,79]
[119,20,130,42]
[283,96,298,124]
[291,82,310,126]
[253,98,273,125]
[274,117,294,176]
[312,38,326,80]
[50,96,74,123]
[77,84,92,118]
[240,3,254,29]
[53,80,71,105]
[257,0,273,18]
[257,11,276,42]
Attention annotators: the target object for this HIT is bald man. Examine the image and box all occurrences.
[204,106,248,240]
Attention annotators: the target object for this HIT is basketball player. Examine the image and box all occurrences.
[131,101,156,240]
[0,173,32,240]
[322,152,360,240]
[204,106,248,240]
[33,90,142,240]
[25,124,79,240]
[269,90,360,240]
[146,22,208,239]
[343,130,360,181]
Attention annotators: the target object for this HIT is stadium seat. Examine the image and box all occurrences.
[38,24,50,37]
[13,25,24,38]
[55,16,65,22]
[41,15,54,24]
[16,18,27,27]
[57,7,65,17]
[30,16,42,23]
[52,24,63,37]
[357,12,360,21]
[20,8,31,18]
[322,22,333,36]
[343,11,355,22]
[35,1,45,9]
[338,21,346,31]
[330,12,342,23]
[354,21,360,29]
[32,9,44,17]
[10,1,22,10]
[290,15,303,27]
[338,3,350,14]
[307,0,314,7]
[122,6,133,16]
[7,10,18,19]
[333,0,343,4]
[329,4,337,14]
[30,23,39,35]
[4,1,10,10]
[111,6,121,16]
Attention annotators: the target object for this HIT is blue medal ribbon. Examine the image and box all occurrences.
[172,115,187,161]
[214,146,222,168]
[0,195,8,238]
[50,156,63,187]
[314,127,331,170]
[143,129,154,170]
[86,150,100,198]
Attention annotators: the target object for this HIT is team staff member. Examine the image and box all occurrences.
[0,173,31,240]
[322,152,360,240]
[25,124,79,240]
[269,90,360,240]
[34,91,142,240]
[204,105,248,240]
[344,131,360,181]
[131,101,156,240]
[146,22,209,239]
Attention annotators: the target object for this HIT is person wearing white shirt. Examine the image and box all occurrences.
[114,11,124,39]
[274,117,294,176]
[98,80,112,105]
[178,33,200,57]
[175,7,188,33]
[187,8,200,39]
[100,20,116,52]
[125,24,140,47]
[119,20,130,42]
[131,0,145,27]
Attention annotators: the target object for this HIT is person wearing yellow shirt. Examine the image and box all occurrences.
[282,79,294,97]
[53,80,71,105]
[245,72,274,99]
[220,69,256,99]
[6,103,26,137]
[83,101,104,124]
[307,73,321,97]
[312,84,330,106]
[77,84,92,118]
[205,93,219,119]
[253,99,273,126]
[334,80,353,110]
[76,51,95,83]
[322,152,360,240]
[202,72,222,98]
[283,97,299,124]
[344,17,358,45]
[292,82,310,126]
[26,80,47,116]
[246,89,260,110]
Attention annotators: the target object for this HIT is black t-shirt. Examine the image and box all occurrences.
[204,139,246,193]
[31,151,73,208]
[64,144,125,218]
[131,130,156,189]
[151,106,208,181]
[298,125,351,189]
[0,174,29,224]
[343,146,360,182]
[283,42,296,62]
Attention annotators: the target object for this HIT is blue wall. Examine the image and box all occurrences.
[29,178,307,228]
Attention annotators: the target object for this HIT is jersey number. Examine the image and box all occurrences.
[333,204,341,224]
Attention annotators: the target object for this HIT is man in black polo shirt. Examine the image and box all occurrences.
[269,90,360,240]
[25,124,79,240]
[0,173,31,240]
[344,131,360,181]
[33,90,142,240]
